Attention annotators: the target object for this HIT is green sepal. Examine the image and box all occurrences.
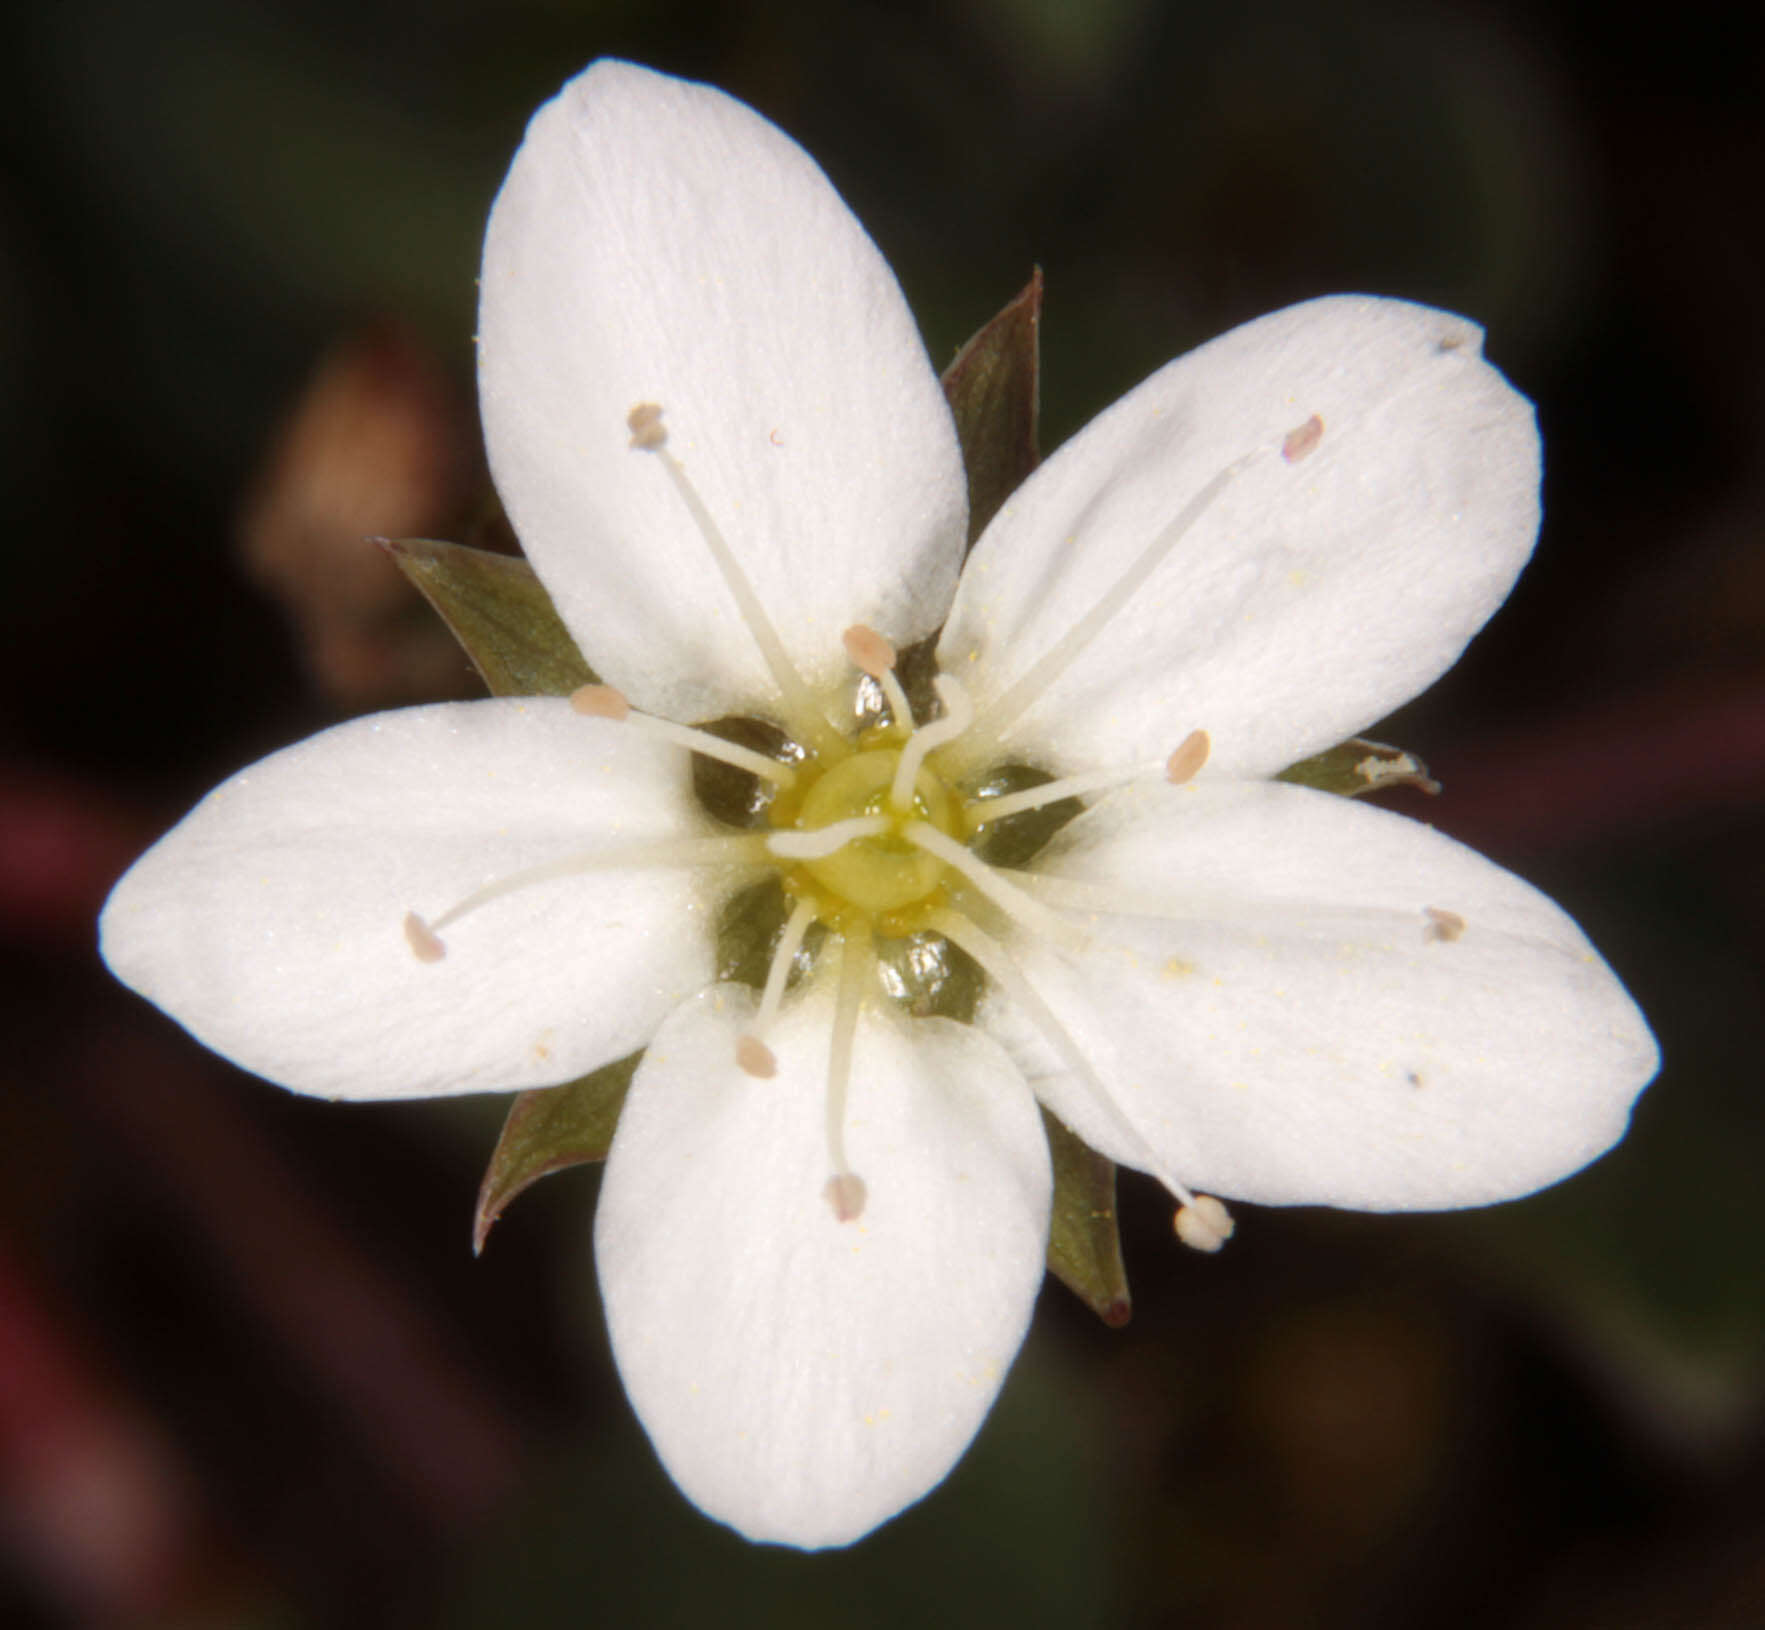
[383,536,594,699]
[1042,1108,1132,1327]
[1277,736,1441,799]
[472,1052,641,1254]
[942,270,1043,545]
[942,286,1134,1325]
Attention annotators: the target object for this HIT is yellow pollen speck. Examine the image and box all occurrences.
[1162,956,1197,979]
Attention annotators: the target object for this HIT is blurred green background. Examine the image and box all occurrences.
[2,1,1761,1626]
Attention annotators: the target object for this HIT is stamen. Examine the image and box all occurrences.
[571,683,796,786]
[904,822,1087,951]
[737,895,819,1076]
[626,404,843,757]
[767,816,890,861]
[843,624,913,736]
[1165,728,1210,784]
[967,459,1252,747]
[1173,1194,1235,1252]
[822,919,871,1221]
[927,907,1200,1208]
[403,912,446,963]
[889,674,973,810]
[405,833,769,957]
[963,727,1207,831]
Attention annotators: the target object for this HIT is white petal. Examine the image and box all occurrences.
[100,700,747,1101]
[986,781,1657,1209]
[479,60,966,726]
[939,297,1540,781]
[595,978,1050,1548]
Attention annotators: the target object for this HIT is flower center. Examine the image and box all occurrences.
[794,749,956,914]
[405,402,1260,1236]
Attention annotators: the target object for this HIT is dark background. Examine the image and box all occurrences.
[2,2,1761,1626]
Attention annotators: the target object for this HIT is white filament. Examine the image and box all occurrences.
[630,405,843,757]
[739,895,820,1075]
[964,759,1165,829]
[767,816,890,861]
[925,906,1200,1209]
[968,459,1250,746]
[889,674,973,810]
[404,833,769,956]
[904,821,1087,951]
[824,919,871,1208]
[573,688,796,786]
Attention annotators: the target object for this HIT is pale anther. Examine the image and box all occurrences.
[1282,414,1324,463]
[736,1034,777,1079]
[627,401,667,450]
[570,683,630,720]
[1165,728,1211,784]
[842,624,896,679]
[403,911,446,963]
[825,1172,868,1223]
[1423,906,1466,943]
[1174,1194,1234,1252]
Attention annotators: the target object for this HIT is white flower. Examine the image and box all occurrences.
[99,60,1658,1548]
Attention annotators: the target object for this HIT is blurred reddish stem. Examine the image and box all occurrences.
[0,765,146,949]
[0,1241,213,1622]
[71,1021,526,1531]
